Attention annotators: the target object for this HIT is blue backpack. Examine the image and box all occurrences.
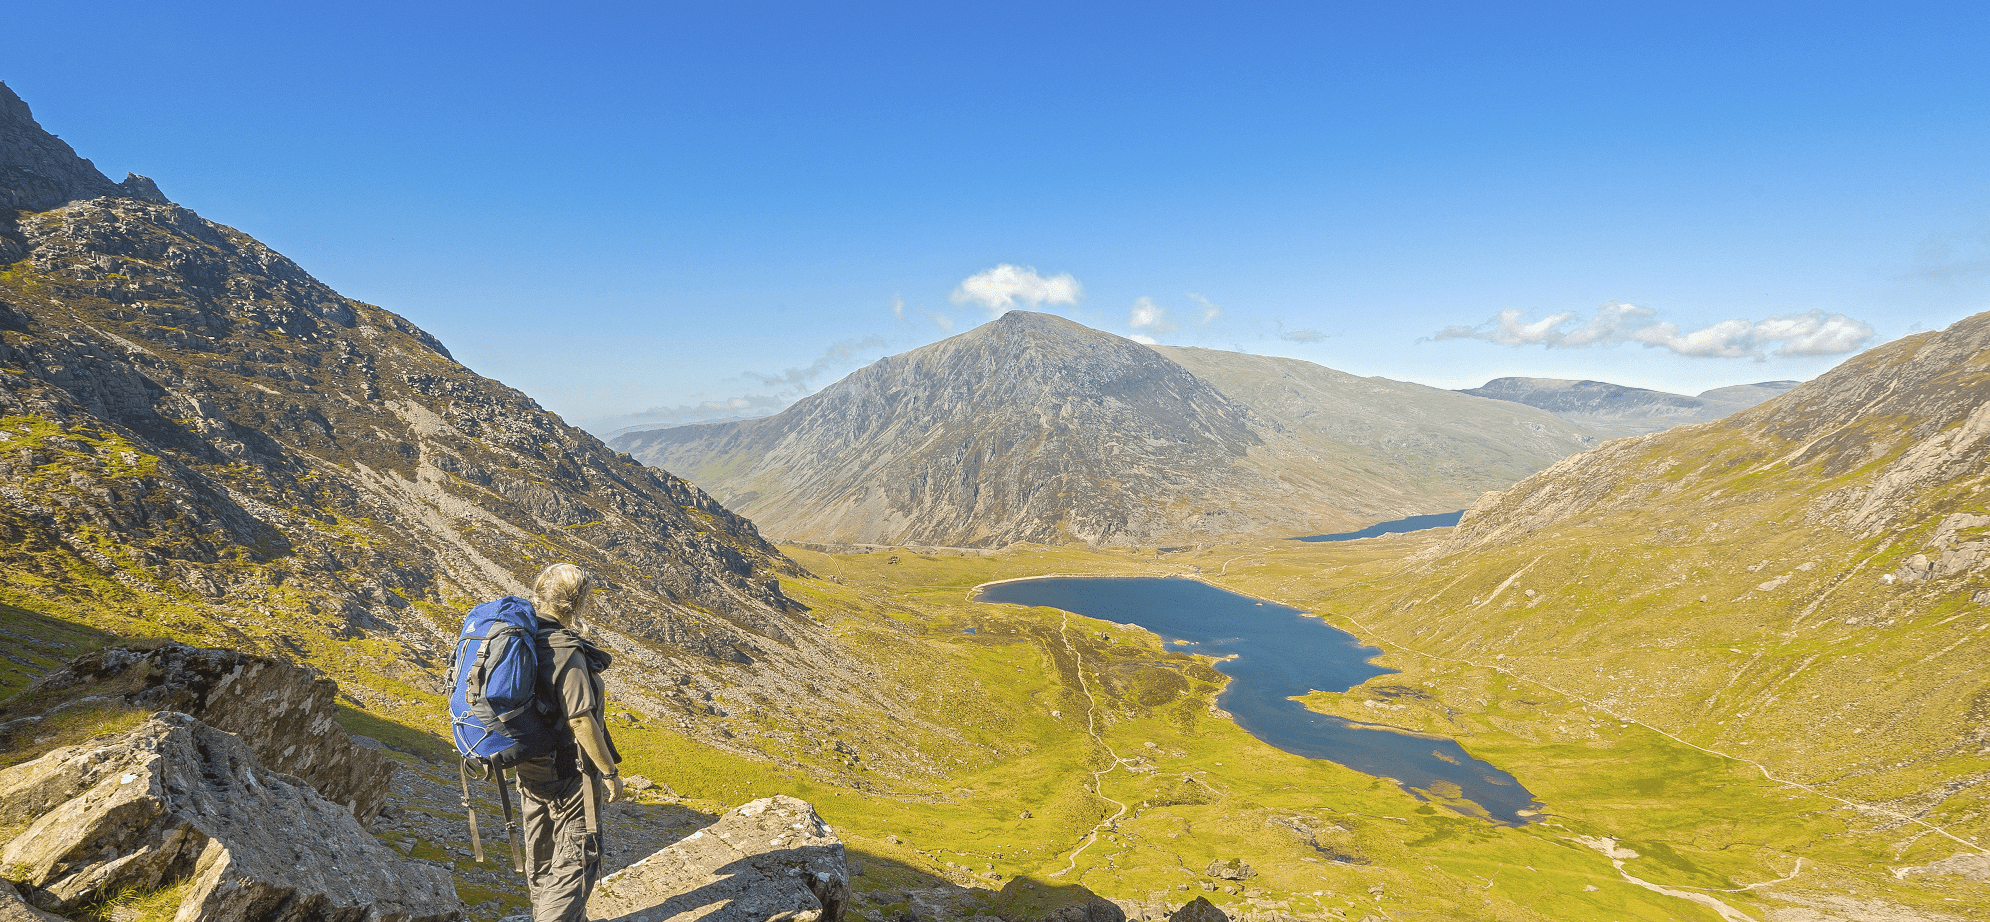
[448,596,555,767]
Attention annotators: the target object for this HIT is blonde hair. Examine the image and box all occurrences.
[531,563,593,626]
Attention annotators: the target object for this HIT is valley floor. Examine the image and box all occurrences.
[6,533,1987,922]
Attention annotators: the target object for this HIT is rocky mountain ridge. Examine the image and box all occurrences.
[0,82,941,781]
[617,313,1597,548]
[1152,346,1596,498]
[1458,376,1799,439]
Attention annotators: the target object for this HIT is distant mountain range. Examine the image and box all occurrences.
[1458,376,1799,439]
[614,312,1598,548]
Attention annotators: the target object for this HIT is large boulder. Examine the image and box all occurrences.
[0,712,459,922]
[589,795,848,922]
[0,642,395,823]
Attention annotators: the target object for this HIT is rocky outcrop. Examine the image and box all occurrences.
[0,712,459,922]
[588,795,848,922]
[0,83,153,214]
[1164,898,1228,922]
[0,642,394,823]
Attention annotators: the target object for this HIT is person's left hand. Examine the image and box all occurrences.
[604,773,624,803]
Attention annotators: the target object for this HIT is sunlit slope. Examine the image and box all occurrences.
[1152,346,1597,497]
[1312,311,1990,850]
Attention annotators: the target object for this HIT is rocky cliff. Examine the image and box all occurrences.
[0,83,871,762]
[617,314,1594,548]
[1457,376,1798,439]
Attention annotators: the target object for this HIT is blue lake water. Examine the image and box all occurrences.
[1292,510,1465,543]
[972,576,1541,824]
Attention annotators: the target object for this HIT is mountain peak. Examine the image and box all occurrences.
[0,82,169,211]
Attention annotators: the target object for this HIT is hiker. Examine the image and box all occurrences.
[516,562,623,922]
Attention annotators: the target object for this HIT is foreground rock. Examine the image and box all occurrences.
[590,795,848,922]
[0,642,395,823]
[0,712,459,922]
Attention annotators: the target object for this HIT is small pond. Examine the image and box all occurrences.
[973,576,1541,824]
[1292,510,1464,542]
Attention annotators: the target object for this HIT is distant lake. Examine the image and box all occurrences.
[1292,510,1464,543]
[973,576,1541,825]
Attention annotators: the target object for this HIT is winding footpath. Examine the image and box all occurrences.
[1048,611,1140,879]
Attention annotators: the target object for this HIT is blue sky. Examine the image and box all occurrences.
[8,1,1988,434]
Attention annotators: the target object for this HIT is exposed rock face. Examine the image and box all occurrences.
[1458,376,1798,439]
[0,712,459,922]
[0,85,863,763]
[618,313,1594,547]
[0,642,393,823]
[589,795,848,922]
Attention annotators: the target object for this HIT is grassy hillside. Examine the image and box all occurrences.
[7,532,1981,920]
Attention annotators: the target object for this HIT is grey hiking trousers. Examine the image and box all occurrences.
[518,770,601,922]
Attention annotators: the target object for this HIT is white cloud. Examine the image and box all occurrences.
[1433,302,1875,359]
[928,311,955,333]
[1129,296,1179,334]
[1187,293,1223,325]
[890,294,905,320]
[950,264,1082,315]
[1273,321,1329,343]
[744,336,889,391]
[1128,333,1159,345]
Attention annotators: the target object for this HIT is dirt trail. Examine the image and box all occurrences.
[1048,611,1138,879]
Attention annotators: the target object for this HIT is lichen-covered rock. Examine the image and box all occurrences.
[0,881,62,922]
[589,795,847,922]
[0,712,459,922]
[1165,898,1228,922]
[1,642,394,823]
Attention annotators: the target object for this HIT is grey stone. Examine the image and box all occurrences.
[1203,859,1255,881]
[1045,896,1125,922]
[0,712,459,922]
[0,881,62,922]
[1,642,395,823]
[588,795,848,922]
[1166,898,1227,922]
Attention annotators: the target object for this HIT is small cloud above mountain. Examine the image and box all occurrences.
[950,264,1082,316]
[1274,321,1330,343]
[1432,302,1876,359]
[1130,296,1179,334]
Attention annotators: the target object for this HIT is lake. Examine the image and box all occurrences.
[1292,510,1464,542]
[972,576,1541,824]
